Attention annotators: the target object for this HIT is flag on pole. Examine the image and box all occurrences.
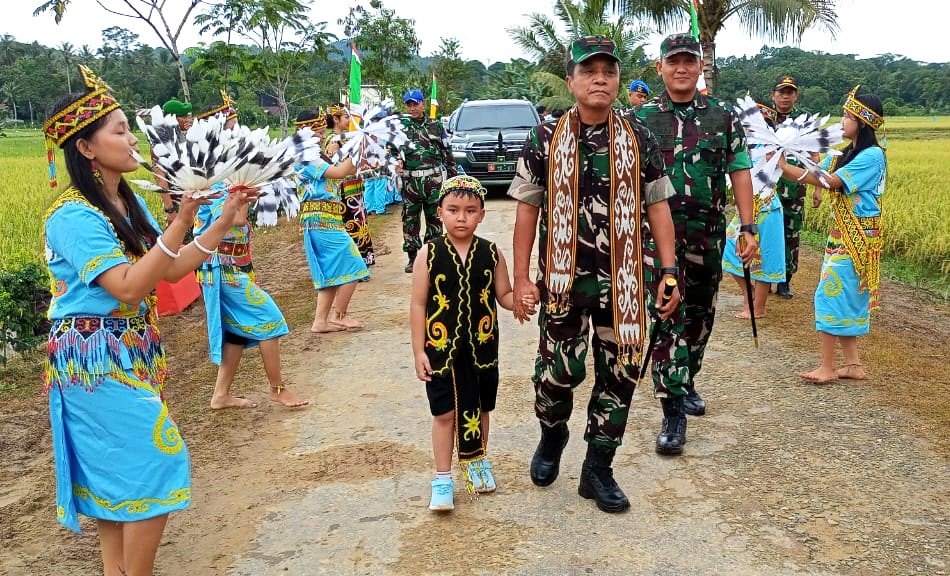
[429,73,439,120]
[690,0,708,94]
[349,43,362,105]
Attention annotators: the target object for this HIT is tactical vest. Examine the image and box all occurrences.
[424,235,499,375]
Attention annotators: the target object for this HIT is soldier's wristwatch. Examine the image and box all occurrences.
[739,223,758,235]
[660,266,679,277]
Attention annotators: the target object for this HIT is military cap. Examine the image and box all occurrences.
[660,33,701,59]
[568,35,620,68]
[773,75,799,91]
[162,98,192,116]
[403,89,424,104]
[628,80,650,95]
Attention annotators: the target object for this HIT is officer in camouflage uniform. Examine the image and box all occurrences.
[758,75,811,298]
[631,33,758,456]
[398,88,457,272]
[510,36,680,513]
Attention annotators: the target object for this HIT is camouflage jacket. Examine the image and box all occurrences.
[508,110,673,307]
[631,91,752,218]
[399,115,457,175]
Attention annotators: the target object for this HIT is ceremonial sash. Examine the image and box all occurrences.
[828,156,883,311]
[545,108,646,365]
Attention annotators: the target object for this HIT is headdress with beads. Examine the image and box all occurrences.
[843,85,884,131]
[295,108,327,133]
[42,64,121,189]
[438,175,487,201]
[327,103,347,117]
[197,89,237,120]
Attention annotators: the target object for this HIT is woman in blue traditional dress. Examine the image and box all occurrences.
[42,65,258,575]
[722,185,786,318]
[294,109,370,333]
[193,117,309,410]
[779,87,886,383]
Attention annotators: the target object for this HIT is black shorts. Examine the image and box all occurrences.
[426,364,499,417]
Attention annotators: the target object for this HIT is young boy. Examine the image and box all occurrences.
[410,175,535,511]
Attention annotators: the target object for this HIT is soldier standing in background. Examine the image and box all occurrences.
[398,89,457,273]
[758,75,810,298]
[632,33,757,455]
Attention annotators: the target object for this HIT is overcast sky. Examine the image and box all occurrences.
[5,0,948,64]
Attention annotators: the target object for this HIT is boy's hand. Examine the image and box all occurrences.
[521,293,538,317]
[414,352,433,382]
[513,277,540,323]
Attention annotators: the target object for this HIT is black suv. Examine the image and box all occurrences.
[447,99,540,186]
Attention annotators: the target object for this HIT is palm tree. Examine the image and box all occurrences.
[612,0,838,90]
[508,0,654,107]
[58,42,75,92]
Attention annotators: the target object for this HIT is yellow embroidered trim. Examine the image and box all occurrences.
[426,273,450,351]
[73,484,190,514]
[223,317,287,335]
[245,281,267,306]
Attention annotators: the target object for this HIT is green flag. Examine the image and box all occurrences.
[429,73,438,119]
[349,43,362,105]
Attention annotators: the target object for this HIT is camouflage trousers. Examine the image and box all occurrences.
[778,182,806,276]
[401,172,444,254]
[532,304,640,447]
[645,214,725,397]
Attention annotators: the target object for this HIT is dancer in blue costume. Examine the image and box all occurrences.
[778,87,887,383]
[294,109,369,333]
[42,64,258,575]
[194,168,309,409]
[722,188,786,318]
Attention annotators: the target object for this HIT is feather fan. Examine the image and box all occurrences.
[328,99,410,175]
[254,177,301,227]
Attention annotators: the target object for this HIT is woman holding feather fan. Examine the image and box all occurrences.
[41,65,259,575]
[294,109,369,333]
[777,88,887,384]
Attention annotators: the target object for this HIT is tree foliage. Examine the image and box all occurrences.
[338,0,420,96]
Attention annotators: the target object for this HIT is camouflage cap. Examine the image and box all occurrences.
[660,33,701,59]
[568,35,620,69]
[773,75,799,91]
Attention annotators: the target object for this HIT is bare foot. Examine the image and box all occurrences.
[797,367,838,384]
[329,315,363,330]
[735,311,767,319]
[311,321,346,333]
[269,386,310,408]
[837,364,867,380]
[210,395,258,410]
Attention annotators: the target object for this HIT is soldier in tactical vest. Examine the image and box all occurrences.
[398,89,458,273]
[631,33,758,456]
[758,75,812,298]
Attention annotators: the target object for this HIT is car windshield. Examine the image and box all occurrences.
[455,105,537,131]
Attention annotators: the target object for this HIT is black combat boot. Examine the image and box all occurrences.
[656,396,687,455]
[530,422,569,487]
[578,443,630,513]
[404,251,417,273]
[776,274,793,299]
[682,384,706,416]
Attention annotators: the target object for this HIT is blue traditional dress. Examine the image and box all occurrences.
[194,191,289,365]
[722,191,786,283]
[814,147,886,336]
[44,188,190,534]
[296,160,370,288]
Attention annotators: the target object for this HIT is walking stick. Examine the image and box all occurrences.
[737,235,759,349]
[638,277,678,385]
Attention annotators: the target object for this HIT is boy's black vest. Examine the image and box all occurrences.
[424,235,499,376]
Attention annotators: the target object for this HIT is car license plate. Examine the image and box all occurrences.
[487,162,514,172]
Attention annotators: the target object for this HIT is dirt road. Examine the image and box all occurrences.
[1,197,947,575]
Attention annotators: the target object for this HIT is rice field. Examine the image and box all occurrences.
[2,119,948,287]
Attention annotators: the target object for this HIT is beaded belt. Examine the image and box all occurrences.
[53,314,151,334]
[301,200,344,215]
[217,241,250,257]
[858,215,881,230]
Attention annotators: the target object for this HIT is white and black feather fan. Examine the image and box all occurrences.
[255,177,301,227]
[328,99,410,175]
[735,95,844,196]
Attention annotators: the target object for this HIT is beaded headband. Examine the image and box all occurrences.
[42,64,121,189]
[843,85,883,130]
[295,109,327,132]
[197,89,237,120]
[439,175,487,200]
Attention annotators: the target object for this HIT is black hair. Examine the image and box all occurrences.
[296,109,319,122]
[536,104,547,115]
[838,92,884,171]
[439,189,485,208]
[51,92,158,258]
[329,104,348,130]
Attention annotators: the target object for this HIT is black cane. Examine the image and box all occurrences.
[738,235,759,348]
[638,277,678,384]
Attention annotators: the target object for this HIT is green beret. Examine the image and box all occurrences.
[162,99,193,116]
